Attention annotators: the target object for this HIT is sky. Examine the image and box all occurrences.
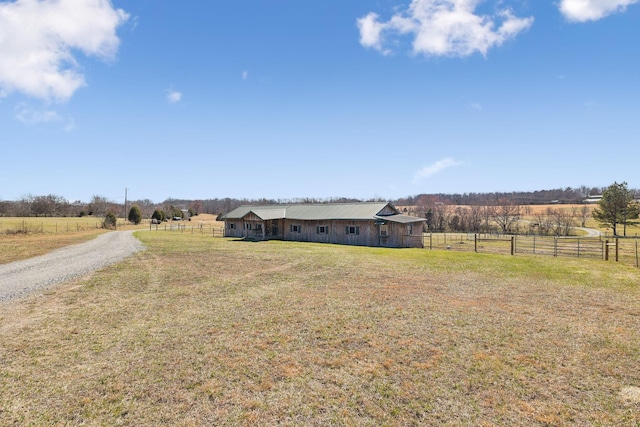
[0,0,639,204]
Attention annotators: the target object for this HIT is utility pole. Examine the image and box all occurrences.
[124,188,128,221]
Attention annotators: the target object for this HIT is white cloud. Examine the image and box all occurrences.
[0,0,129,102]
[358,0,533,57]
[167,89,182,103]
[559,0,639,22]
[15,102,75,130]
[15,103,61,124]
[242,70,249,80]
[413,157,464,182]
[470,102,483,111]
[357,12,392,55]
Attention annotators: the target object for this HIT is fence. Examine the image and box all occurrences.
[424,233,640,268]
[149,222,225,237]
[0,220,103,234]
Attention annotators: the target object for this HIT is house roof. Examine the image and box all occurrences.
[222,202,426,223]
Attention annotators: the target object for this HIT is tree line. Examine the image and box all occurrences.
[395,185,640,207]
[404,182,639,237]
[0,195,373,219]
[1,184,638,236]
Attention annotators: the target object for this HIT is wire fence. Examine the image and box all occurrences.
[148,222,226,237]
[0,220,104,234]
[424,233,640,267]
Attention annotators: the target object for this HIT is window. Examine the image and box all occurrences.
[407,225,413,235]
[245,223,251,230]
[346,226,359,235]
[290,224,301,233]
[380,224,388,237]
[229,223,236,229]
[255,223,262,231]
[317,225,328,234]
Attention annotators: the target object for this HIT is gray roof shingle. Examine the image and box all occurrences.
[222,202,425,223]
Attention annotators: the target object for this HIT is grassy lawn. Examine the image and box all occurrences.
[1,232,639,425]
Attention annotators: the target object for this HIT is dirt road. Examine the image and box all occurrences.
[0,231,145,303]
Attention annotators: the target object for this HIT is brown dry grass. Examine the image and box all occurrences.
[0,229,108,264]
[1,232,639,425]
[0,217,151,265]
[522,204,593,215]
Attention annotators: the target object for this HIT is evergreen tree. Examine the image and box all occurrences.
[103,212,117,230]
[152,209,165,222]
[592,182,639,236]
[128,205,142,225]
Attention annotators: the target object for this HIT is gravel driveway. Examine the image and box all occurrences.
[0,231,145,303]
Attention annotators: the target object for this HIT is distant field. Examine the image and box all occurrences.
[0,214,220,233]
[1,232,638,425]
[0,215,221,264]
[0,216,148,265]
[0,216,106,234]
[521,203,593,215]
[402,203,637,236]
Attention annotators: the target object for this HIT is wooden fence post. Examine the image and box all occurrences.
[615,238,619,262]
[474,234,478,253]
[605,240,609,261]
[511,236,515,255]
[533,235,536,254]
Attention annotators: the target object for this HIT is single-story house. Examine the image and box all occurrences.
[221,202,427,248]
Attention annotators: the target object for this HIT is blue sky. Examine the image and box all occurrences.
[0,0,638,203]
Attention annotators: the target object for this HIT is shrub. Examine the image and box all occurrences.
[128,205,142,225]
[152,209,165,222]
[103,212,117,230]
[169,205,184,220]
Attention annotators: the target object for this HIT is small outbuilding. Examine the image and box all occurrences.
[221,202,426,248]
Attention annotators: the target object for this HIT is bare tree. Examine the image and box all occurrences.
[434,204,452,232]
[452,206,469,232]
[489,200,521,234]
[548,207,576,236]
[31,194,68,217]
[190,200,204,216]
[89,195,116,217]
[532,211,553,235]
[579,205,590,228]
[0,199,8,217]
[16,195,34,217]
[467,205,484,232]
